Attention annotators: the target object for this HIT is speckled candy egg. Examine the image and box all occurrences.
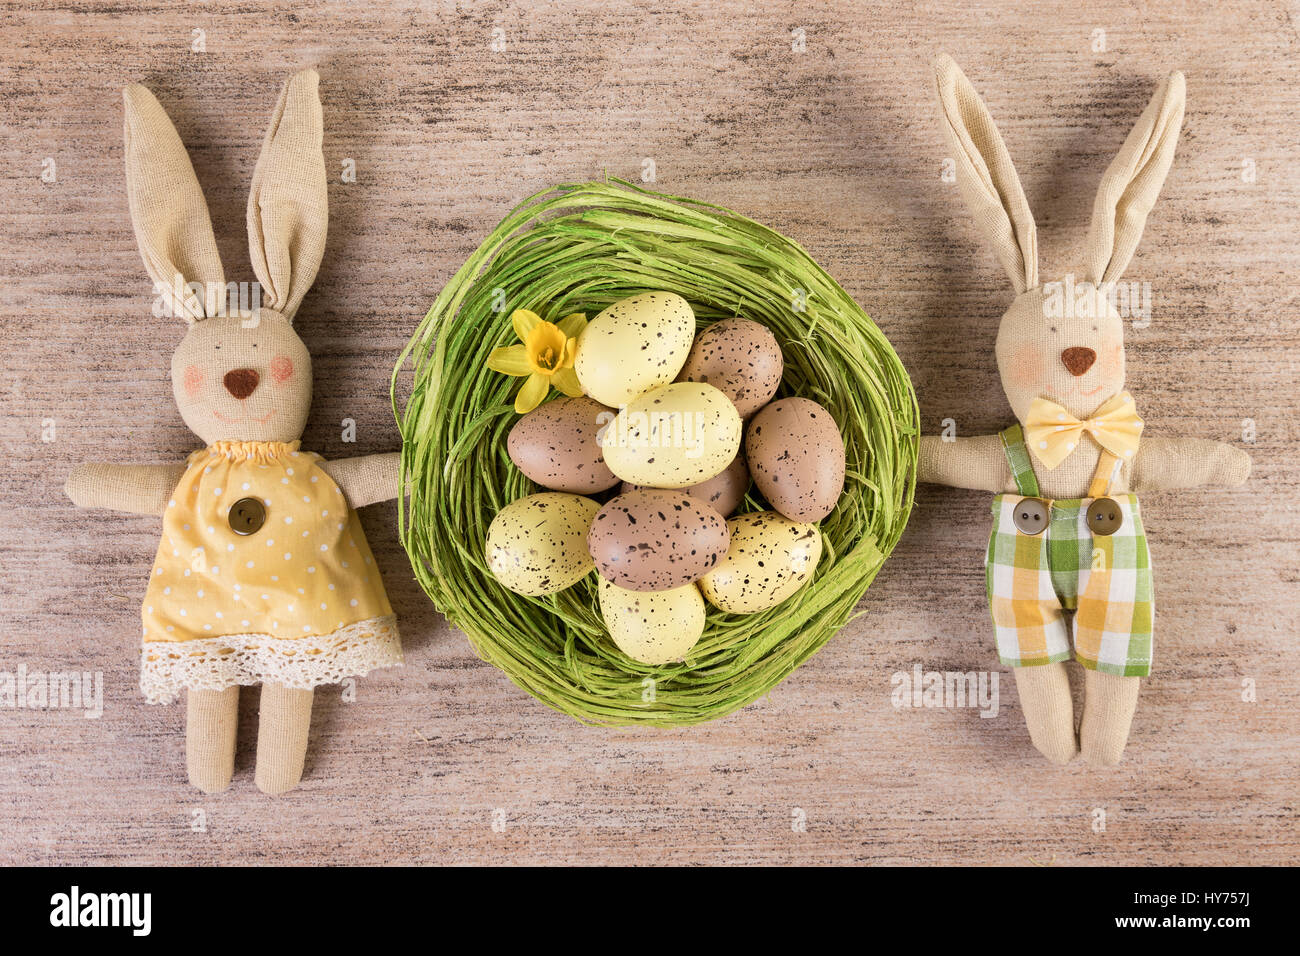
[599,578,705,665]
[574,292,696,407]
[485,493,601,597]
[746,397,846,522]
[587,489,729,591]
[621,449,750,518]
[698,511,822,613]
[676,317,783,419]
[600,382,742,489]
[507,396,619,494]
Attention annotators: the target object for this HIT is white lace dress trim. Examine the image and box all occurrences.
[139,615,402,704]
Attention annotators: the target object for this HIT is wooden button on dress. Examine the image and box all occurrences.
[1086,497,1123,536]
[228,497,267,535]
[1012,497,1049,535]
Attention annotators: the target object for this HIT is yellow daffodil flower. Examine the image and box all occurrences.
[487,309,587,413]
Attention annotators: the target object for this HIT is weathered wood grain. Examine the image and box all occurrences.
[0,0,1296,865]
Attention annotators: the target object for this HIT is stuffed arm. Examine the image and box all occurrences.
[65,462,188,516]
[917,434,1010,492]
[1129,437,1251,493]
[319,452,402,509]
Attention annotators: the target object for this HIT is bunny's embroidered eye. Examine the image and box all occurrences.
[1049,326,1058,334]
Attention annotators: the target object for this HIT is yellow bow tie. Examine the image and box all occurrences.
[1023,391,1143,470]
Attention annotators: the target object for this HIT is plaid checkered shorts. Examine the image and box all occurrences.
[984,426,1154,677]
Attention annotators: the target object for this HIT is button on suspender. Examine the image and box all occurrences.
[1000,425,1050,535]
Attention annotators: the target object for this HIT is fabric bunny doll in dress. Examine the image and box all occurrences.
[918,55,1251,765]
[64,70,403,794]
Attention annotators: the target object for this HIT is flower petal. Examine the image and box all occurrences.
[514,373,550,414]
[556,312,587,338]
[512,309,542,342]
[486,345,532,377]
[551,367,583,397]
[560,337,578,369]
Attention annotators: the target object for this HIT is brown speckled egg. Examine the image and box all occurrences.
[508,396,620,494]
[621,449,750,518]
[746,397,846,522]
[587,489,730,592]
[676,317,783,418]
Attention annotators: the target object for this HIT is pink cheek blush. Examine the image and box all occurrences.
[271,355,294,385]
[1106,343,1124,374]
[1010,347,1041,387]
[183,365,203,397]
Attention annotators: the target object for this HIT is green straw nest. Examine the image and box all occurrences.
[393,179,917,725]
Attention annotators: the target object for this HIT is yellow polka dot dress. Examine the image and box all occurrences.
[140,441,401,703]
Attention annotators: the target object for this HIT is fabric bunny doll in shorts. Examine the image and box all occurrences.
[918,55,1251,765]
[65,70,403,793]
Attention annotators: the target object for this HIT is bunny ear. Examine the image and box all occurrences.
[246,70,327,324]
[933,54,1038,294]
[123,84,226,323]
[1083,71,1186,286]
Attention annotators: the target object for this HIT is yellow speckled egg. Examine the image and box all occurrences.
[698,511,822,614]
[598,578,706,665]
[485,493,601,596]
[600,382,741,488]
[574,292,696,407]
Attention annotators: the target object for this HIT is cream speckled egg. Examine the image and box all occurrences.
[600,382,742,489]
[746,397,846,522]
[599,578,706,665]
[485,493,601,597]
[676,317,783,419]
[698,511,822,614]
[574,292,696,407]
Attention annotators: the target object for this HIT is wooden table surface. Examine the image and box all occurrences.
[1,0,1296,866]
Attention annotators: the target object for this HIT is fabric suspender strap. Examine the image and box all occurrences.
[999,424,1041,497]
[1088,449,1123,498]
[1001,424,1123,499]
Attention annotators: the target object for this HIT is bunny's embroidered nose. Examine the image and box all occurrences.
[1061,347,1097,376]
[223,368,260,399]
